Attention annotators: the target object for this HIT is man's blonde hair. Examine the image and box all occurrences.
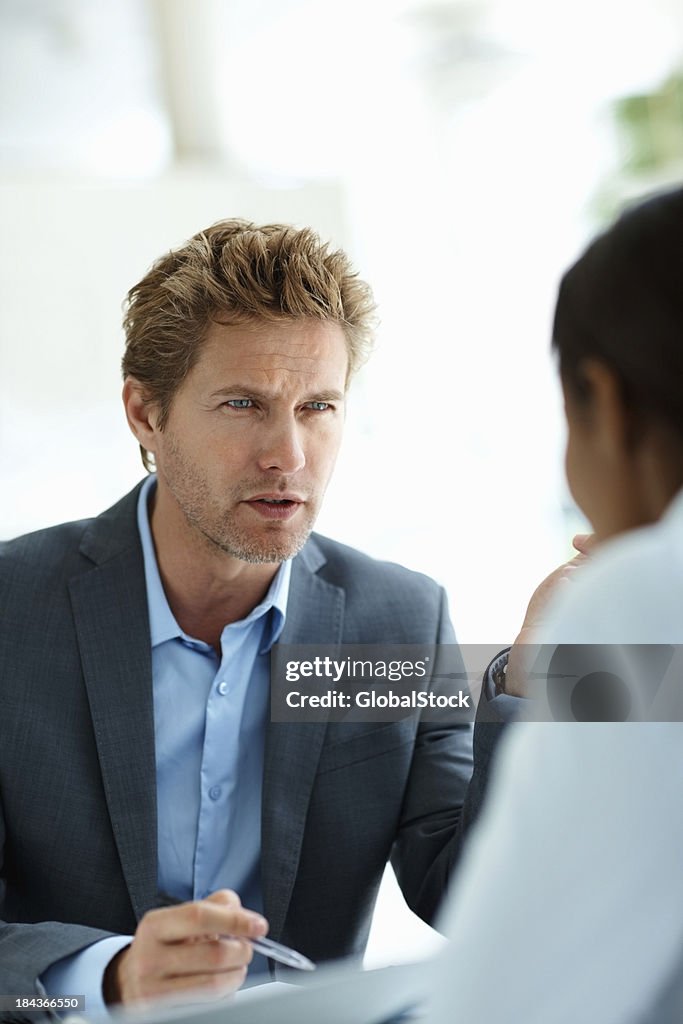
[122,219,377,470]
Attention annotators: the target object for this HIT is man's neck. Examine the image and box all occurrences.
[148,488,280,651]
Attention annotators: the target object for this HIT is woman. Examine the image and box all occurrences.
[429,187,683,1023]
[548,184,683,642]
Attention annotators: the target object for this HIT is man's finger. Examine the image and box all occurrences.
[164,966,247,994]
[134,965,248,1002]
[143,900,268,945]
[205,889,242,908]
[155,937,253,978]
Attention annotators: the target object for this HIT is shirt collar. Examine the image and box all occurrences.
[136,474,291,653]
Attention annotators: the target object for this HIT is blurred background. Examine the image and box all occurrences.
[2,0,683,966]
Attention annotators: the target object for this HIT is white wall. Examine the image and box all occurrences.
[0,171,348,533]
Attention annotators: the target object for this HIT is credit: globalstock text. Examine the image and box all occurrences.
[284,689,472,709]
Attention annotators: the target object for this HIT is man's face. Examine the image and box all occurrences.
[150,318,348,563]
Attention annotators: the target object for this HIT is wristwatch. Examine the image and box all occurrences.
[487,648,511,696]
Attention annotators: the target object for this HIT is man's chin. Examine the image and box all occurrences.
[222,527,313,565]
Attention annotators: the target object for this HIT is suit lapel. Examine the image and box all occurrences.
[261,539,344,940]
[67,493,345,934]
[68,485,158,922]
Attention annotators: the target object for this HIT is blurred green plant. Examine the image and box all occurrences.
[615,71,683,173]
[590,70,683,226]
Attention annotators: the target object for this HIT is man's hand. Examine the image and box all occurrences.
[103,889,268,1007]
[504,534,595,697]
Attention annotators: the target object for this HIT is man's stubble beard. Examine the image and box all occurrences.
[159,437,319,564]
[197,499,317,564]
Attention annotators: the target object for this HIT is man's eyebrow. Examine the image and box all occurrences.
[208,385,346,402]
[304,390,346,403]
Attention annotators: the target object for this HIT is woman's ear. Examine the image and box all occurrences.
[577,358,632,459]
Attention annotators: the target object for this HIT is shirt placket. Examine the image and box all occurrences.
[193,621,259,900]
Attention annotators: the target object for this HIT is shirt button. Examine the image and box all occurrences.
[217,681,229,696]
[209,785,222,801]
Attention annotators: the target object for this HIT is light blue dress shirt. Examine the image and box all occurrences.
[43,474,291,1011]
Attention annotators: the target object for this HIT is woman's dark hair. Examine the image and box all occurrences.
[552,186,683,438]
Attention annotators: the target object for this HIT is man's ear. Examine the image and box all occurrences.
[578,358,633,458]
[122,377,160,456]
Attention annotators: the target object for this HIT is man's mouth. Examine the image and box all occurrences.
[245,496,304,520]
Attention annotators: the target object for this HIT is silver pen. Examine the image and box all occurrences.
[157,893,316,972]
[244,934,315,971]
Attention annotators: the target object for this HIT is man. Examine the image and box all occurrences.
[0,221,506,1018]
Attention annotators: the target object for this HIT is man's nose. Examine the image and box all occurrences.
[257,418,306,475]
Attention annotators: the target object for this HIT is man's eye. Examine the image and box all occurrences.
[226,399,253,409]
[306,401,330,411]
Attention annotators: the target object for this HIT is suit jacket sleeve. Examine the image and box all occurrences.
[0,522,137,1023]
[0,793,119,1021]
[0,831,119,1024]
[390,588,506,924]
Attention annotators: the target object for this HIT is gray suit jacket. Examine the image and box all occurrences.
[0,483,500,1015]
